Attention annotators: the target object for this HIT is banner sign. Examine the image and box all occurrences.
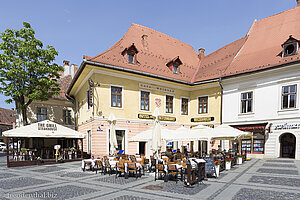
[274,123,300,130]
[38,123,57,131]
[138,114,176,122]
[191,117,214,122]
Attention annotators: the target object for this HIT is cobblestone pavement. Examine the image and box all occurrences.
[1,152,300,200]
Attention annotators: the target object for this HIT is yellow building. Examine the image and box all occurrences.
[67,24,246,157]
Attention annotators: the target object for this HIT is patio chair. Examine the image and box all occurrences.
[128,162,139,179]
[83,161,92,172]
[155,164,165,181]
[104,160,113,175]
[130,155,136,162]
[167,164,179,183]
[95,160,105,174]
[116,162,126,178]
[136,159,145,175]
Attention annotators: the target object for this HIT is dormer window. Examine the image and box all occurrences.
[122,43,138,64]
[282,35,299,57]
[166,56,182,74]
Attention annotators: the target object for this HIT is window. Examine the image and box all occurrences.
[282,35,299,57]
[63,110,72,125]
[111,86,122,108]
[173,64,178,74]
[37,107,47,122]
[166,95,174,113]
[241,92,253,113]
[181,98,189,115]
[87,130,91,154]
[128,53,134,64]
[282,85,297,109]
[140,91,150,111]
[198,96,208,114]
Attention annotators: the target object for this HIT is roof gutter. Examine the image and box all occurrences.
[67,60,220,95]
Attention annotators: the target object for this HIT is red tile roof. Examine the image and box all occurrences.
[53,75,72,100]
[192,36,248,83]
[86,24,199,83]
[0,107,16,126]
[224,6,300,76]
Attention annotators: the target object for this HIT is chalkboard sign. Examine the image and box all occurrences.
[203,157,216,177]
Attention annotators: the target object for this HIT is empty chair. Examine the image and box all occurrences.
[95,160,105,174]
[83,161,92,171]
[127,162,139,179]
[167,164,179,183]
[104,160,113,175]
[155,164,165,181]
[116,162,125,178]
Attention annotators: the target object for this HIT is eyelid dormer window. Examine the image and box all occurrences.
[282,35,299,57]
[122,43,138,64]
[166,56,182,74]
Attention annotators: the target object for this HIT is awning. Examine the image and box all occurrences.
[211,124,250,140]
[3,120,84,139]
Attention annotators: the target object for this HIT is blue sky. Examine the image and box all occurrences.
[0,0,296,109]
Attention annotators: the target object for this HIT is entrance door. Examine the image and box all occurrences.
[280,133,296,158]
[139,142,146,155]
[116,130,125,153]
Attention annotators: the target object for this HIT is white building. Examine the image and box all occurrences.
[221,5,300,159]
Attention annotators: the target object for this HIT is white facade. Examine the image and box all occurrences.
[222,62,300,159]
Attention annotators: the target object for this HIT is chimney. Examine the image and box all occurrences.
[70,64,78,78]
[63,60,70,77]
[297,0,300,6]
[198,48,205,60]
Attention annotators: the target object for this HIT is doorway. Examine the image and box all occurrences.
[116,130,125,152]
[139,142,146,155]
[280,133,296,158]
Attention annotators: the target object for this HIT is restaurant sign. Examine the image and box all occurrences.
[38,123,57,131]
[274,123,300,130]
[138,114,176,122]
[191,117,214,123]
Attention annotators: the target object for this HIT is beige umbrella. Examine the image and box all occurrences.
[108,113,118,156]
[211,124,249,140]
[151,108,161,159]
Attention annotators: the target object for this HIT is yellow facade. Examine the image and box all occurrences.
[70,64,221,127]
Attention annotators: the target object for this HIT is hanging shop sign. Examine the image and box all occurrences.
[190,124,214,128]
[139,83,175,93]
[191,117,214,123]
[38,123,57,131]
[138,114,176,122]
[274,123,300,130]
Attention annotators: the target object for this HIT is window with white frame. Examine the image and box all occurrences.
[111,86,122,108]
[37,107,47,122]
[198,96,208,114]
[282,85,297,109]
[166,95,174,113]
[241,92,253,113]
[140,91,150,111]
[181,98,189,115]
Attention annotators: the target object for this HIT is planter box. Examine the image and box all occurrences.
[225,161,231,170]
[237,157,243,165]
[215,165,220,177]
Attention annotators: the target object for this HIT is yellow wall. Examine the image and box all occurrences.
[72,64,221,126]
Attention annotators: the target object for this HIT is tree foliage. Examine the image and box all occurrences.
[0,22,64,125]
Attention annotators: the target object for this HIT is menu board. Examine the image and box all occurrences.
[203,157,216,177]
[253,139,264,154]
[241,140,251,153]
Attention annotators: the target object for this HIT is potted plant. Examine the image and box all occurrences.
[225,157,233,170]
[237,155,243,165]
[37,157,44,165]
[69,147,77,159]
[214,160,221,177]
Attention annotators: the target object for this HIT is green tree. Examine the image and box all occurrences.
[0,22,64,126]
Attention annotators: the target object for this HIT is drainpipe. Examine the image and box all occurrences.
[218,78,224,148]
[66,93,76,131]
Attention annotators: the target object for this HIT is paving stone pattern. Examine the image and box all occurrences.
[257,168,298,175]
[28,185,97,200]
[0,177,50,189]
[249,175,300,187]
[0,172,18,179]
[96,176,147,185]
[159,182,209,195]
[233,188,300,200]
[31,166,66,173]
[265,159,294,163]
[57,171,95,178]
[111,195,154,200]
[262,163,296,168]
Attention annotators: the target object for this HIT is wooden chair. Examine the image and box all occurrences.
[104,160,113,175]
[167,164,179,183]
[155,164,165,181]
[136,159,145,175]
[127,162,139,179]
[162,157,169,164]
[95,160,105,174]
[116,162,125,178]
[83,161,92,171]
[130,155,136,162]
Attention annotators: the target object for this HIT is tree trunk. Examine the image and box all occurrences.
[15,96,29,127]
